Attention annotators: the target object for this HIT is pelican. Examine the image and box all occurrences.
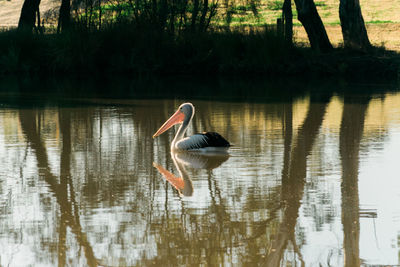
[153,103,230,152]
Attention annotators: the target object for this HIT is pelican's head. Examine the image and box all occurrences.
[153,103,195,138]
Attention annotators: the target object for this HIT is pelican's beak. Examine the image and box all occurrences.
[153,109,185,138]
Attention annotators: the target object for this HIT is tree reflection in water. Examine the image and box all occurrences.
[19,108,98,267]
[340,95,370,267]
[265,94,332,266]
[0,90,395,266]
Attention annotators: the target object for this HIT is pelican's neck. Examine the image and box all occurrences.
[172,123,186,146]
[171,106,194,150]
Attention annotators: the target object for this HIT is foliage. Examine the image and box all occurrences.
[66,0,220,33]
[0,26,294,75]
[37,0,268,31]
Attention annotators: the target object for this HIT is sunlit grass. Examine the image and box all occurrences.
[218,0,400,27]
[367,20,393,24]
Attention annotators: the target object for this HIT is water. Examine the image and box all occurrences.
[0,77,400,266]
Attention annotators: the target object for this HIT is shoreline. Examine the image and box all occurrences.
[0,27,399,79]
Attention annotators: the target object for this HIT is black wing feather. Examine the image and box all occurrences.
[196,132,230,148]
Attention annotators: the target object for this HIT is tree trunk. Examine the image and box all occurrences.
[293,0,332,52]
[35,6,43,34]
[339,0,371,50]
[199,0,209,32]
[282,0,293,44]
[57,0,71,33]
[18,0,41,31]
[98,0,102,30]
[159,0,168,30]
[191,0,200,32]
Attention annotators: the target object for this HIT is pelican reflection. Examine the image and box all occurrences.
[154,152,229,196]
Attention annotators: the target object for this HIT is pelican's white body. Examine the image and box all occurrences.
[174,134,230,152]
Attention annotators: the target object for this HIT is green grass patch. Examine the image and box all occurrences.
[315,1,327,7]
[367,20,393,24]
[265,0,283,11]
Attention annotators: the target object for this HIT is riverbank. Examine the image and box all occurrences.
[1,26,400,79]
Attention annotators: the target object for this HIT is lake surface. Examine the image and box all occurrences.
[0,76,400,266]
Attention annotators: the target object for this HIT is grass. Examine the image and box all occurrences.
[367,20,393,24]
[217,0,400,27]
[218,0,400,51]
[3,0,400,26]
[265,1,283,11]
[314,1,326,7]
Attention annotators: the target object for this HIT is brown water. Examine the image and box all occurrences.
[0,86,400,266]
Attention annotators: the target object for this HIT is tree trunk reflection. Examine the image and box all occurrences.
[266,94,332,266]
[339,96,370,267]
[19,108,98,267]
